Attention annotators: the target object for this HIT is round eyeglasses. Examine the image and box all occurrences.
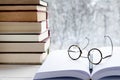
[68,36,113,65]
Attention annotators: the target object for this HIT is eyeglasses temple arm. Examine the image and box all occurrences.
[103,55,112,59]
[82,37,89,50]
[103,36,113,59]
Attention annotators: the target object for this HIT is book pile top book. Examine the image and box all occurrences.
[34,47,120,80]
[0,0,50,64]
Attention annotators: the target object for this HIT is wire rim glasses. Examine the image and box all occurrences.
[68,36,113,65]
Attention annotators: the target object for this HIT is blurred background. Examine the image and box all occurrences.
[44,0,120,51]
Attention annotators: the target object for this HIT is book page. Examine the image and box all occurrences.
[91,47,120,80]
[34,50,90,80]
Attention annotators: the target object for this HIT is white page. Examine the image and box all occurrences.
[91,47,120,80]
[34,50,90,80]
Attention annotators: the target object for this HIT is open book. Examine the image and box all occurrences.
[34,47,120,80]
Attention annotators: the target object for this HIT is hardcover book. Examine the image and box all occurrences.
[0,21,47,33]
[0,52,48,64]
[0,37,50,52]
[34,47,120,80]
[0,30,48,41]
[0,5,47,11]
[0,0,47,6]
[0,11,46,22]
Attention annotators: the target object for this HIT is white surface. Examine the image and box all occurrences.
[0,65,40,80]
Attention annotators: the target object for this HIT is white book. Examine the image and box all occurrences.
[34,47,120,80]
[0,30,48,41]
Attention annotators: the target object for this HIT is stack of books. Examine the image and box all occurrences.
[0,0,50,64]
